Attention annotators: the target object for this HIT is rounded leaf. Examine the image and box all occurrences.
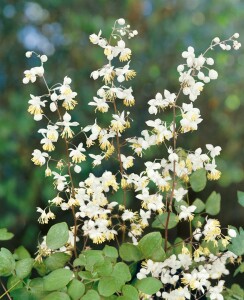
[138,232,162,259]
[103,245,118,259]
[192,198,205,213]
[135,277,163,295]
[81,290,100,300]
[205,191,221,215]
[0,228,14,241]
[0,248,15,276]
[46,222,69,250]
[45,252,71,271]
[152,213,179,230]
[119,243,142,262]
[15,258,34,279]
[121,285,139,300]
[237,191,244,207]
[190,169,207,192]
[98,276,119,297]
[43,268,73,292]
[67,279,85,300]
[43,292,71,300]
[112,262,131,284]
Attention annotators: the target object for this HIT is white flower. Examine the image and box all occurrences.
[38,125,59,142]
[180,103,202,133]
[88,97,109,113]
[209,69,218,80]
[110,111,127,133]
[74,165,82,173]
[179,205,196,221]
[25,51,32,58]
[40,55,48,62]
[89,154,104,166]
[121,154,134,169]
[117,18,125,25]
[56,112,79,138]
[52,172,69,191]
[122,209,135,221]
[209,280,225,300]
[89,30,102,44]
[173,187,188,202]
[228,228,237,238]
[193,228,202,241]
[59,77,78,110]
[206,144,222,158]
[31,149,48,166]
[69,143,86,163]
[27,94,47,117]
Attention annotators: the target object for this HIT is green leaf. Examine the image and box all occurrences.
[10,288,35,300]
[15,258,34,279]
[190,169,207,192]
[228,227,244,256]
[173,237,184,255]
[192,215,205,228]
[29,278,44,293]
[205,191,221,215]
[129,262,140,279]
[7,275,23,291]
[81,290,100,300]
[28,278,49,299]
[112,262,131,286]
[78,271,94,280]
[45,252,71,271]
[119,243,143,262]
[14,246,31,260]
[46,222,69,250]
[0,247,15,276]
[94,257,113,276]
[33,261,48,276]
[67,279,85,300]
[138,232,164,260]
[43,292,71,300]
[192,198,205,213]
[104,296,118,300]
[237,191,244,207]
[103,245,118,259]
[84,250,104,271]
[98,276,119,297]
[0,228,14,241]
[223,284,244,300]
[152,213,179,230]
[134,277,163,295]
[151,247,166,262]
[234,262,244,277]
[121,285,139,300]
[73,254,86,267]
[174,200,188,213]
[43,268,73,292]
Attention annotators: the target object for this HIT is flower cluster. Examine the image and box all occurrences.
[137,250,236,300]
[22,19,241,299]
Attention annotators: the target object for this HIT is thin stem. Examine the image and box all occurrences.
[186,186,193,254]
[164,103,177,252]
[164,88,182,252]
[0,279,21,300]
[113,101,127,208]
[42,75,78,258]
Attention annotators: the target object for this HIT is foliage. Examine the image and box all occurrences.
[0,16,244,300]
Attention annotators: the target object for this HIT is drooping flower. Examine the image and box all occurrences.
[56,112,79,139]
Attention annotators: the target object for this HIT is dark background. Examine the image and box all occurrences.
[0,0,243,272]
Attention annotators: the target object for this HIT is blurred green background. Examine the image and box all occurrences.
[0,0,244,259]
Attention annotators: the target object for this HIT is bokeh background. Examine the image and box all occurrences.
[0,0,243,269]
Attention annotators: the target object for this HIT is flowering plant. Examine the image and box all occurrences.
[0,18,243,300]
